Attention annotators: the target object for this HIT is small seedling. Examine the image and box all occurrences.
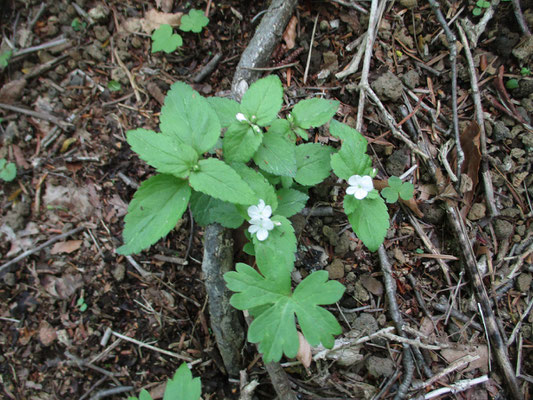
[128,363,201,400]
[505,78,519,89]
[108,80,122,91]
[179,9,209,33]
[520,67,531,76]
[151,24,183,54]
[0,158,16,182]
[76,297,88,312]
[0,50,12,68]
[381,176,415,203]
[71,17,86,31]
[472,0,490,16]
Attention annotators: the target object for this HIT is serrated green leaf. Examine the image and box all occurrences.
[223,122,262,163]
[179,9,209,33]
[189,191,244,228]
[0,159,16,182]
[207,97,241,128]
[253,215,296,278]
[225,267,344,363]
[117,175,191,255]
[294,143,333,186]
[253,130,297,177]
[275,188,308,217]
[269,118,293,141]
[280,176,293,189]
[347,196,389,251]
[231,163,278,212]
[240,75,283,126]
[151,24,183,53]
[292,98,339,129]
[127,128,198,178]
[160,82,221,154]
[189,158,256,205]
[343,194,359,214]
[163,363,201,400]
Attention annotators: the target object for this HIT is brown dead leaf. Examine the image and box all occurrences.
[360,274,383,296]
[140,9,183,34]
[282,16,297,50]
[160,0,174,13]
[441,344,488,373]
[12,145,31,169]
[41,274,83,299]
[296,331,312,368]
[50,240,82,254]
[0,78,27,104]
[39,321,57,346]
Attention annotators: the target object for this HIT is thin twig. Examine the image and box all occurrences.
[511,0,531,36]
[12,36,69,58]
[0,226,85,277]
[414,375,489,400]
[330,0,368,14]
[303,14,319,84]
[0,102,71,129]
[412,354,480,390]
[193,52,222,83]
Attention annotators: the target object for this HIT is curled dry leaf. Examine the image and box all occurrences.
[296,331,312,368]
[360,274,383,296]
[140,9,183,34]
[441,344,488,373]
[282,16,298,50]
[39,320,57,347]
[50,240,82,255]
[41,273,83,299]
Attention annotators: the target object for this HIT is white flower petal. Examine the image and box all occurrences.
[262,219,274,230]
[247,205,260,219]
[346,186,357,195]
[353,188,368,199]
[248,224,260,234]
[236,113,247,122]
[256,229,269,241]
[348,175,361,186]
[360,175,374,190]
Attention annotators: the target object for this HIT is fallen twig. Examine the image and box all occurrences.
[0,102,72,129]
[193,52,222,83]
[413,375,489,400]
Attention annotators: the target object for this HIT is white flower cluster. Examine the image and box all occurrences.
[247,199,274,241]
[346,175,373,200]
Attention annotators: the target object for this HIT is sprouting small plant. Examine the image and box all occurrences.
[71,17,86,31]
[0,158,16,182]
[0,50,12,68]
[151,24,183,54]
[381,176,415,203]
[520,67,531,76]
[179,9,209,33]
[128,363,201,400]
[472,0,490,16]
[76,296,88,312]
[505,78,519,89]
[108,80,122,91]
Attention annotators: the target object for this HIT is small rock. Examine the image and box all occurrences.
[3,273,15,286]
[319,20,329,31]
[467,202,486,221]
[323,225,338,246]
[85,43,105,61]
[492,121,511,142]
[335,231,351,256]
[516,273,532,292]
[371,71,403,102]
[512,79,533,99]
[402,69,420,89]
[131,36,142,49]
[111,67,128,85]
[93,25,110,42]
[493,219,514,240]
[366,356,395,378]
[353,314,378,336]
[88,5,110,23]
[353,280,370,302]
[512,35,533,63]
[326,259,345,280]
[520,131,533,148]
[386,147,409,176]
[112,264,126,282]
[290,214,307,237]
[4,201,30,231]
[399,0,417,8]
[494,30,520,58]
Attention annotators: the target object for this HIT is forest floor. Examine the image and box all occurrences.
[0,0,532,399]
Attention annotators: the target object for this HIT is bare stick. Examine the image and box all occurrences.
[335,33,366,79]
[12,35,69,58]
[460,0,500,46]
[113,47,142,103]
[511,0,531,36]
[330,0,368,14]
[90,386,134,400]
[411,354,480,391]
[303,14,319,84]
[456,23,498,218]
[193,52,222,83]
[414,375,489,400]
[0,226,84,277]
[507,297,533,347]
[0,102,71,129]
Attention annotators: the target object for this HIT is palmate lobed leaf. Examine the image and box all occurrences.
[189,191,244,228]
[330,120,373,180]
[163,363,201,400]
[127,128,198,178]
[240,75,283,127]
[225,266,345,363]
[151,24,183,53]
[117,174,191,255]
[160,82,221,154]
[179,9,209,33]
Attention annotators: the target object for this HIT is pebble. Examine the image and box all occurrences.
[493,219,514,240]
[353,280,370,302]
[468,202,486,221]
[93,25,110,42]
[399,0,418,8]
[492,121,511,142]
[371,71,403,102]
[326,259,345,280]
[516,273,532,292]
[112,264,126,281]
[402,69,420,89]
[366,356,395,378]
[89,5,110,23]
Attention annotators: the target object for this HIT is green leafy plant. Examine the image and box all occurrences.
[128,363,201,400]
[520,67,531,76]
[505,78,519,89]
[108,80,122,91]
[179,9,209,33]
[118,74,415,361]
[0,50,12,68]
[76,296,88,312]
[151,24,183,54]
[381,176,414,203]
[0,158,16,182]
[472,0,490,16]
[71,17,87,31]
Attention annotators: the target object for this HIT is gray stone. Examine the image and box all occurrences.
[112,264,126,281]
[399,0,417,8]
[512,79,533,99]
[353,313,378,336]
[516,273,532,292]
[4,201,30,231]
[386,148,409,176]
[512,35,533,62]
[402,69,420,89]
[326,259,345,280]
[353,280,370,302]
[334,231,351,256]
[3,273,15,286]
[88,5,110,23]
[85,44,105,61]
[371,71,403,102]
[93,25,110,42]
[494,219,514,240]
[520,131,533,148]
[492,121,511,142]
[366,356,395,378]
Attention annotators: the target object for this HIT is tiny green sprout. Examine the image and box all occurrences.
[505,78,519,90]
[520,67,531,76]
[0,158,16,182]
[0,50,12,68]
[76,297,88,312]
[151,24,183,54]
[415,248,424,254]
[381,176,415,204]
[71,17,86,31]
[108,80,122,92]
[179,9,209,33]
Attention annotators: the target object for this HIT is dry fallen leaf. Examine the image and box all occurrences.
[140,9,183,34]
[441,344,488,373]
[296,331,312,368]
[41,274,83,299]
[360,274,383,296]
[282,16,297,50]
[50,240,82,254]
[0,78,27,104]
[39,320,57,346]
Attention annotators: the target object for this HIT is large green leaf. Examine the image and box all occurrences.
[160,82,221,154]
[117,174,191,255]
[253,131,296,177]
[347,196,389,251]
[189,158,256,205]
[127,128,198,178]
[240,75,283,126]
[207,97,241,128]
[225,266,345,363]
[294,143,333,186]
[163,363,201,400]
[292,98,339,129]
[231,163,278,212]
[189,191,244,228]
[223,122,262,163]
[253,215,296,278]
[275,188,308,217]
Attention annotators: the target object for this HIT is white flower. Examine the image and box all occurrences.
[346,175,374,200]
[236,112,248,123]
[247,199,274,241]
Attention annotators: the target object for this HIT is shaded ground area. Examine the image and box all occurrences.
[0,0,532,399]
